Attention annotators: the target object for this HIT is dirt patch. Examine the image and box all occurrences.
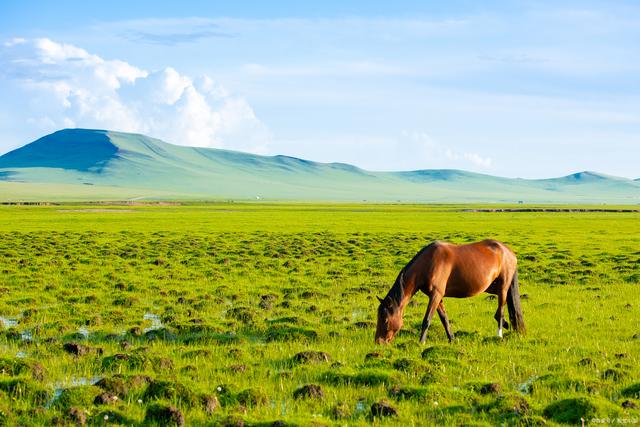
[293,384,324,400]
[371,400,398,417]
[292,351,330,364]
[144,404,185,426]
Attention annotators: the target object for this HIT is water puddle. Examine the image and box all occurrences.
[1,316,33,342]
[143,313,163,332]
[47,376,103,408]
[0,316,19,328]
[517,375,538,394]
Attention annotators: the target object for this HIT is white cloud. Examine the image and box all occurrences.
[0,38,271,153]
[463,152,492,168]
[401,131,493,171]
[268,131,495,173]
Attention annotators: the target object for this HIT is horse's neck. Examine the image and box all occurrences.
[391,269,420,313]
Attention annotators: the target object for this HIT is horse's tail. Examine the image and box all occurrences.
[506,268,526,334]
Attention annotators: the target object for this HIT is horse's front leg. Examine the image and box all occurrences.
[420,293,442,344]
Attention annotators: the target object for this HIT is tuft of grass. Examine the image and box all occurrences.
[53,385,102,410]
[543,397,621,424]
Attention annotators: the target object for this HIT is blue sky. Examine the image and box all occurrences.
[1,1,638,178]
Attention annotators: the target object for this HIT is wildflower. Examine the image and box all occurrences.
[433,401,439,406]
[137,398,143,404]
[104,415,109,420]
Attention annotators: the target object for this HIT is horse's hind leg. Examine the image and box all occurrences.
[493,312,509,329]
[420,293,442,344]
[495,291,507,338]
[437,301,454,342]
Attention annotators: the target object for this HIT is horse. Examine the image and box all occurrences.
[375,239,525,344]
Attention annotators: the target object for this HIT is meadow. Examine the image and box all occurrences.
[0,203,639,426]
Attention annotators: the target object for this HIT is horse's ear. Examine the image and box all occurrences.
[377,296,384,304]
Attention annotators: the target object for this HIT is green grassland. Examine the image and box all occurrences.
[0,204,639,426]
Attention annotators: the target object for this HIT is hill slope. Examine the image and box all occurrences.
[1,129,639,203]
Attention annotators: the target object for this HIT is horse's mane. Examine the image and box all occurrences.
[386,242,437,306]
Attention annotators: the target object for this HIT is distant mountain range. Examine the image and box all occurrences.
[0,129,639,203]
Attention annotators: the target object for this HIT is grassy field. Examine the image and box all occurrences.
[0,203,639,426]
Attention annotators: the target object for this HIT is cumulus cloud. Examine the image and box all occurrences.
[0,37,271,153]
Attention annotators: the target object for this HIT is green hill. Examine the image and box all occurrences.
[1,129,639,203]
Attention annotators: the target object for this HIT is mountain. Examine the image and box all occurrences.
[1,129,639,203]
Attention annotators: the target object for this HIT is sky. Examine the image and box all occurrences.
[0,0,638,178]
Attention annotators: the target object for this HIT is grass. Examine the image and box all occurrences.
[0,203,639,425]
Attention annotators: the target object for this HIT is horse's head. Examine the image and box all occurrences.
[375,296,403,344]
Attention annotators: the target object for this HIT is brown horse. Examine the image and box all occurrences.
[375,239,525,344]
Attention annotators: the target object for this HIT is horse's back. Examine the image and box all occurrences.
[420,239,515,297]
[417,239,508,266]
[459,239,515,263]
